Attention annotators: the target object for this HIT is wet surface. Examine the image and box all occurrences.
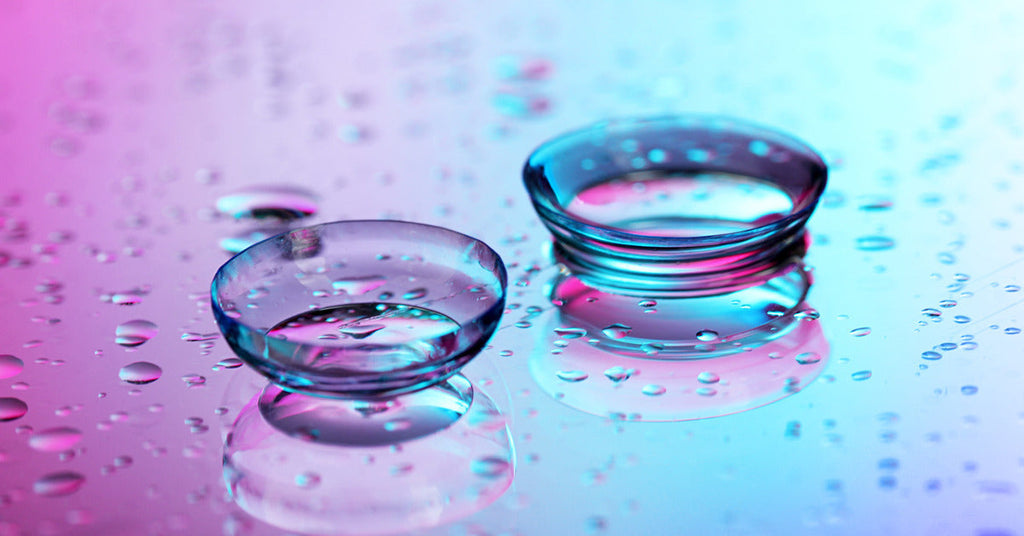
[2,1,1024,535]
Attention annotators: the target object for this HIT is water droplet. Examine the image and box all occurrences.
[215,185,318,221]
[331,275,387,295]
[604,366,633,383]
[602,323,632,339]
[554,327,587,339]
[33,471,85,497]
[921,351,942,361]
[953,315,971,324]
[1006,327,1021,335]
[390,463,414,476]
[556,370,589,383]
[922,308,942,318]
[695,329,719,342]
[856,236,896,251]
[850,327,872,337]
[401,287,427,300]
[0,355,24,379]
[939,299,957,308]
[637,299,657,308]
[961,385,978,395]
[695,387,717,397]
[794,308,820,321]
[641,384,666,396]
[114,320,158,347]
[795,352,822,365]
[214,358,243,370]
[514,320,532,329]
[696,372,720,384]
[182,374,206,388]
[29,427,83,452]
[0,397,28,421]
[118,362,162,385]
[852,370,873,381]
[294,472,321,489]
[471,456,511,479]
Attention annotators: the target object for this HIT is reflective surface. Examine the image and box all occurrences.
[2,1,1024,535]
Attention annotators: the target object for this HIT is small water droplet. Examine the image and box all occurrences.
[852,370,873,381]
[794,308,820,321]
[939,299,957,308]
[556,370,589,383]
[697,372,720,384]
[114,320,158,347]
[383,419,412,432]
[637,299,657,308]
[0,397,28,421]
[641,384,666,396]
[856,236,896,251]
[118,362,162,385]
[330,275,387,296]
[695,387,717,397]
[921,351,942,361]
[29,427,83,452]
[401,287,427,300]
[961,385,978,395]
[795,352,822,365]
[33,471,85,497]
[214,358,243,370]
[294,472,321,489]
[554,327,587,339]
[602,323,632,339]
[850,327,872,337]
[604,366,633,383]
[471,456,511,479]
[695,329,718,342]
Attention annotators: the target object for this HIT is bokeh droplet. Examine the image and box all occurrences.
[33,471,85,497]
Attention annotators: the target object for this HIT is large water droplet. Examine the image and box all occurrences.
[118,361,162,384]
[29,427,83,452]
[114,320,158,347]
[33,471,85,497]
[215,185,318,221]
[0,397,28,421]
[0,354,24,379]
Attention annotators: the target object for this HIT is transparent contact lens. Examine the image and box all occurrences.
[524,115,828,354]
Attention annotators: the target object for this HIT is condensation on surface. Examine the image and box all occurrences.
[1,1,1023,535]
